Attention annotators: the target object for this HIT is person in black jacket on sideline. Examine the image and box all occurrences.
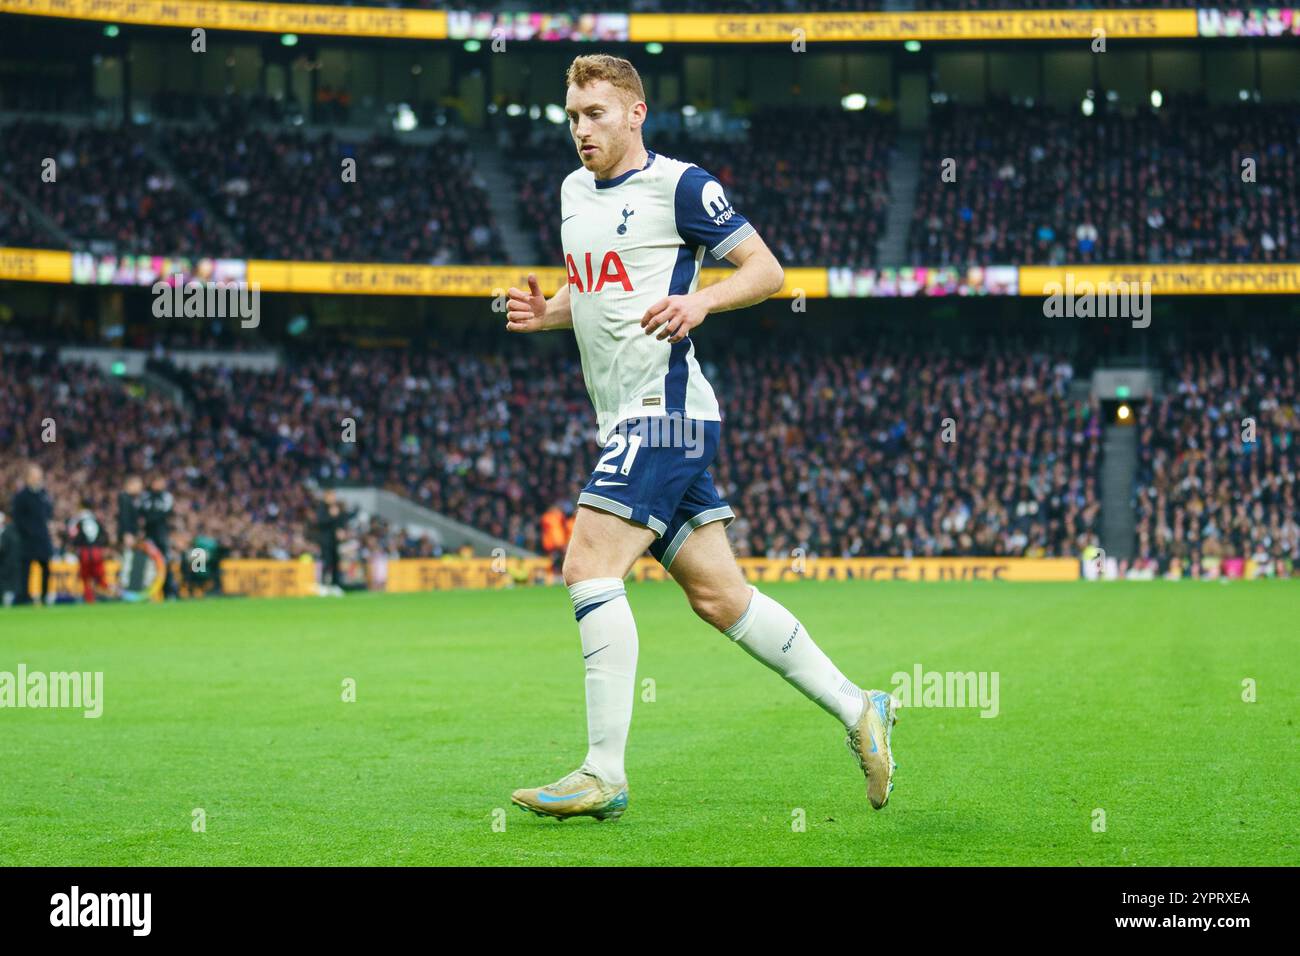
[118,474,144,547]
[315,489,354,590]
[138,475,176,599]
[11,464,54,606]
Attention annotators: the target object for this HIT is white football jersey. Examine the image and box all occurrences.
[560,150,755,443]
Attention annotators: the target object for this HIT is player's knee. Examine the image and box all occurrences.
[689,581,751,631]
[561,550,600,587]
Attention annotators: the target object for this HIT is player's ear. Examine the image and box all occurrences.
[628,99,647,131]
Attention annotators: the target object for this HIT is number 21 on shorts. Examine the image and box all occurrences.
[595,432,644,476]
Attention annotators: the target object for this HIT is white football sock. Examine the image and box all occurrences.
[569,577,637,786]
[724,586,865,729]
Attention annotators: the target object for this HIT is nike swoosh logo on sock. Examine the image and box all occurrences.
[584,644,610,659]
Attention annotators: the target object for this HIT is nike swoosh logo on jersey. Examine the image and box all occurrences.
[593,479,627,487]
[561,214,578,224]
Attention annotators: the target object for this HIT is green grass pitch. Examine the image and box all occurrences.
[1,580,1295,866]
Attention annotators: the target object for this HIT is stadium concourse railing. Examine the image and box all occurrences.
[0,2,1296,44]
[3,249,1300,297]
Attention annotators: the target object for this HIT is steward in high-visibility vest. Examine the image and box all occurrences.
[541,506,567,554]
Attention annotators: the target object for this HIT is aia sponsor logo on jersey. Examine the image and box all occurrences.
[567,251,634,293]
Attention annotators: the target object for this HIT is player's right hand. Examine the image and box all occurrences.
[506,274,548,332]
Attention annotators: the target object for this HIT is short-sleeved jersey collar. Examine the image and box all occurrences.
[594,149,657,190]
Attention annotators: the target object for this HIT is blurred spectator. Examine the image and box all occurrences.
[67,497,110,603]
[540,499,576,575]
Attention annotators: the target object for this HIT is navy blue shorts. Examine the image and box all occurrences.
[577,416,734,570]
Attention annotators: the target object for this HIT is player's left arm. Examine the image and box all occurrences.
[641,169,784,343]
[641,233,784,343]
[702,233,785,312]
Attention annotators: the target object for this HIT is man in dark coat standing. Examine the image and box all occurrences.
[11,464,54,606]
[118,474,144,547]
[138,475,176,599]
[315,489,353,590]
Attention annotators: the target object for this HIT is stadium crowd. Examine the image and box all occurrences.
[0,120,230,256]
[0,192,48,249]
[0,117,504,265]
[1,340,1102,589]
[151,343,1106,562]
[0,349,459,602]
[158,348,588,558]
[9,332,1300,601]
[165,123,505,264]
[910,97,1298,267]
[1134,343,1300,575]
[0,349,313,581]
[5,97,1295,269]
[713,346,1101,560]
